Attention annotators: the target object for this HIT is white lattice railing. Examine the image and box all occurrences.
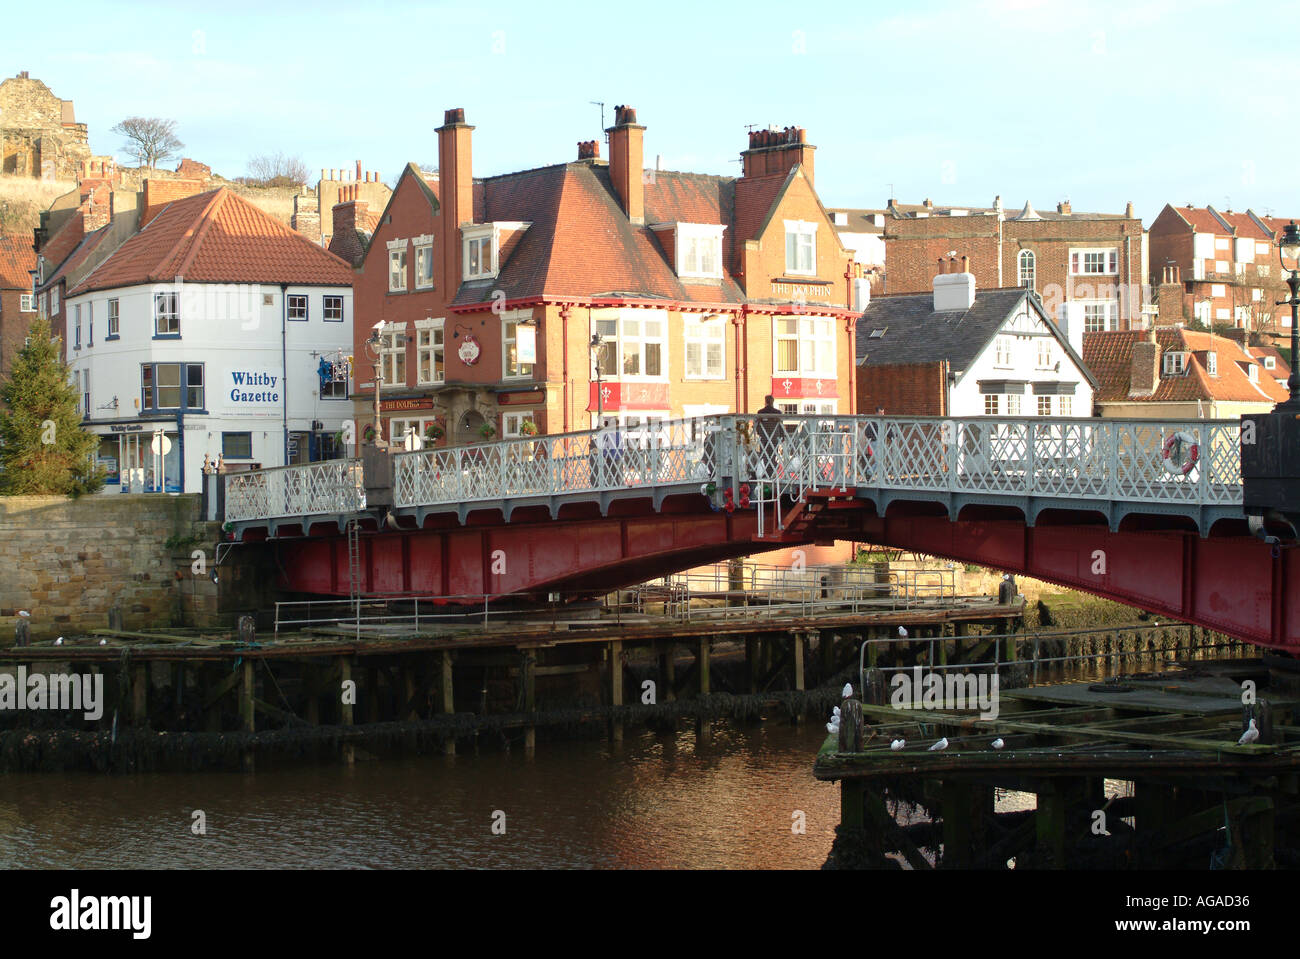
[224,415,1245,524]
[224,458,365,522]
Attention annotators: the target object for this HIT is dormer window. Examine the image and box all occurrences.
[1205,351,1217,376]
[464,228,494,280]
[1248,363,1259,383]
[1163,351,1187,376]
[1264,355,1277,370]
[676,224,725,279]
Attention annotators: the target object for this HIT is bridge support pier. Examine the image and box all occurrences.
[338,656,355,766]
[609,640,623,743]
[793,633,806,693]
[440,651,455,756]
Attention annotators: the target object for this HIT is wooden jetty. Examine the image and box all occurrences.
[817,659,1300,869]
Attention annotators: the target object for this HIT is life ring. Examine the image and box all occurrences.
[1162,431,1199,475]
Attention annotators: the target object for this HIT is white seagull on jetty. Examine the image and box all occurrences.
[98,639,107,646]
[1238,718,1259,745]
[890,738,905,750]
[929,737,949,751]
[826,721,839,735]
[54,637,63,646]
[898,626,908,638]
[842,683,853,699]
[17,610,30,618]
[991,738,1005,750]
[832,706,841,719]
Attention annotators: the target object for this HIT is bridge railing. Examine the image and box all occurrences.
[224,458,365,523]
[226,414,1243,524]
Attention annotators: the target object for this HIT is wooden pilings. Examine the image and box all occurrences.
[440,650,455,756]
[239,659,255,773]
[609,640,623,743]
[339,655,354,766]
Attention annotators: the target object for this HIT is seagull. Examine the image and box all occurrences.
[890,738,905,750]
[929,737,949,751]
[832,706,841,719]
[98,639,107,646]
[991,738,1005,750]
[826,721,840,735]
[897,626,908,638]
[842,683,853,699]
[17,610,30,618]
[54,637,63,646]
[1238,718,1259,745]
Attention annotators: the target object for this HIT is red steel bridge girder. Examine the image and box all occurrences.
[859,514,1294,651]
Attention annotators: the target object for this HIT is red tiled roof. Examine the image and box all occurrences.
[1249,345,1291,379]
[0,232,35,290]
[71,188,354,295]
[1084,329,1287,405]
[451,162,745,307]
[38,211,87,278]
[1214,210,1270,241]
[1172,206,1224,235]
[45,225,114,289]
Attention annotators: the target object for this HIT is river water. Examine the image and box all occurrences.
[0,721,843,869]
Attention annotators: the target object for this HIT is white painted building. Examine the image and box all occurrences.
[63,188,355,493]
[856,269,1095,418]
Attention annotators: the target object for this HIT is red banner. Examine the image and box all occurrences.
[770,377,839,400]
[587,381,671,412]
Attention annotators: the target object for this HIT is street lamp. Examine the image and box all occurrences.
[1278,222,1300,409]
[366,321,385,445]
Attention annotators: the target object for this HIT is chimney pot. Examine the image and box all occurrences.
[356,160,362,181]
[444,107,466,125]
[961,255,970,274]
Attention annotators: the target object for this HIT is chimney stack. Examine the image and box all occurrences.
[1130,331,1161,397]
[1125,201,1135,218]
[437,107,475,291]
[1058,200,1072,215]
[741,125,815,184]
[577,140,600,160]
[606,105,645,225]
[933,258,976,312]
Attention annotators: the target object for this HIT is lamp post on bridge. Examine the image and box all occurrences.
[1277,221,1300,411]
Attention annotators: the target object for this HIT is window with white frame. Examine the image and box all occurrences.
[619,311,664,377]
[678,225,725,279]
[1018,250,1036,289]
[502,412,539,438]
[1212,284,1227,298]
[1206,351,1218,376]
[1036,338,1052,369]
[683,314,725,378]
[1193,300,1212,323]
[39,293,47,320]
[1215,260,1228,273]
[775,315,835,377]
[1059,395,1072,416]
[107,298,119,337]
[1215,237,1230,251]
[323,295,344,321]
[984,394,999,415]
[388,246,408,292]
[1265,355,1277,370]
[81,368,89,416]
[86,301,92,346]
[994,336,1012,367]
[502,313,534,379]
[1037,395,1050,416]
[1163,351,1187,376]
[380,324,406,388]
[74,304,81,349]
[154,292,179,335]
[784,221,817,276]
[1070,249,1118,275]
[19,294,33,312]
[414,241,434,289]
[1082,301,1117,332]
[1007,394,1021,415]
[389,417,438,446]
[51,286,59,315]
[463,227,495,280]
[287,294,308,321]
[415,318,444,385]
[1248,363,1259,383]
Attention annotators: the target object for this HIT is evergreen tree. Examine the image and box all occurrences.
[0,317,103,495]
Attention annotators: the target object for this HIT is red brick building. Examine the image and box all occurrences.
[1148,204,1291,335]
[878,197,1147,334]
[0,232,37,377]
[351,107,860,447]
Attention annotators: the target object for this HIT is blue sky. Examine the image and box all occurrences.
[5,0,1296,223]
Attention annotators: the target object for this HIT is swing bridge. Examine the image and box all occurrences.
[218,413,1300,652]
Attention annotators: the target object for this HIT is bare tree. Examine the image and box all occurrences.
[245,152,310,188]
[112,117,184,169]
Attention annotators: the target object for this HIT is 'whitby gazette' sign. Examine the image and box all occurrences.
[230,371,280,403]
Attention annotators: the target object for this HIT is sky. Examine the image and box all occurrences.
[4,0,1298,224]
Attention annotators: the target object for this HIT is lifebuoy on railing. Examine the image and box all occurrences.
[1162,430,1199,475]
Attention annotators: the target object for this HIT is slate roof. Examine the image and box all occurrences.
[1083,329,1287,404]
[43,225,116,291]
[70,188,354,295]
[855,287,1093,382]
[0,232,35,290]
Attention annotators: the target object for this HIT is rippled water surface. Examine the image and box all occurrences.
[0,722,840,869]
